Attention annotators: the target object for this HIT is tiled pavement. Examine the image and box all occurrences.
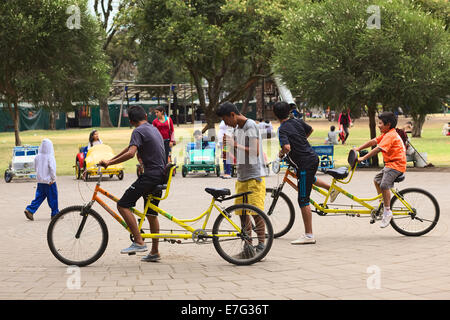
[1,170,449,300]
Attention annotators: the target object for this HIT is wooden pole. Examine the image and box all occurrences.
[118,86,125,128]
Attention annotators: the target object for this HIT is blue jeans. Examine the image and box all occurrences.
[26,183,59,216]
[223,160,232,175]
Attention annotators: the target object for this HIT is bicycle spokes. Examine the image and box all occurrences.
[390,188,439,236]
[212,204,273,265]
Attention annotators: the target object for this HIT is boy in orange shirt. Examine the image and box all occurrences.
[354,112,406,228]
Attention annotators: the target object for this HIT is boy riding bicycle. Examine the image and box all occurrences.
[99,105,166,262]
[354,111,406,228]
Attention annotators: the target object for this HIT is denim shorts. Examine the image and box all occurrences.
[297,162,319,208]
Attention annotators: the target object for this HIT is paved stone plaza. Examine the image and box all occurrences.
[1,169,449,300]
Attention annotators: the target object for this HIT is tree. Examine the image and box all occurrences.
[406,0,450,136]
[136,42,190,102]
[131,0,294,129]
[411,0,450,30]
[0,0,109,145]
[273,0,449,162]
[92,0,146,127]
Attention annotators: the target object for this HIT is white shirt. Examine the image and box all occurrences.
[218,120,233,145]
[87,139,102,150]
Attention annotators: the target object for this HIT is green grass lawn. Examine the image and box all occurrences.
[1,115,449,177]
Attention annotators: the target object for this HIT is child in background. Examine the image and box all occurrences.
[24,139,59,221]
[325,125,339,145]
[193,130,210,149]
[442,122,450,136]
[87,129,103,150]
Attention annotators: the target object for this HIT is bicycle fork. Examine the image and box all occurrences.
[75,201,95,239]
[268,183,285,216]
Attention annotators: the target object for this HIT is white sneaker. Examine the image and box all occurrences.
[291,234,316,245]
[329,189,340,203]
[380,211,393,228]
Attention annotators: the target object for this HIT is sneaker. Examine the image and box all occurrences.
[254,243,265,253]
[233,243,256,259]
[291,234,316,245]
[380,211,393,228]
[120,242,148,254]
[141,253,161,262]
[24,210,34,221]
[329,189,340,203]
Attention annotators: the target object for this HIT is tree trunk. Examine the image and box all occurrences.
[240,83,256,117]
[13,100,21,146]
[367,103,379,167]
[49,110,56,130]
[411,113,425,138]
[255,79,264,120]
[99,97,113,127]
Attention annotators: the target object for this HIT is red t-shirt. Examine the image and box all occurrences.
[152,117,174,141]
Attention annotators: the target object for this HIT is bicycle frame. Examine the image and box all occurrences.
[90,166,243,240]
[279,166,412,217]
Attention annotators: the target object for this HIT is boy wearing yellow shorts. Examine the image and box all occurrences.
[216,101,267,257]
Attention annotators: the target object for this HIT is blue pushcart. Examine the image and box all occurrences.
[279,145,335,172]
[181,142,220,177]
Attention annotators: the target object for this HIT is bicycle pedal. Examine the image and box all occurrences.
[370,219,375,224]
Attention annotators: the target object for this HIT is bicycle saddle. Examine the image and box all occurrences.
[324,166,349,179]
[394,173,405,183]
[154,184,167,191]
[205,188,231,198]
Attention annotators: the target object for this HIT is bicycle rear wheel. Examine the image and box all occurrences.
[47,205,109,267]
[265,188,295,238]
[212,204,273,266]
[390,188,440,236]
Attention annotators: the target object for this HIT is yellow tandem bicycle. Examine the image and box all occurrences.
[266,150,439,238]
[47,164,273,266]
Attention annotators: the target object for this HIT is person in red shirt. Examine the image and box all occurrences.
[354,112,406,228]
[152,106,175,162]
[338,110,352,144]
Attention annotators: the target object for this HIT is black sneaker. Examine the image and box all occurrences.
[24,210,34,221]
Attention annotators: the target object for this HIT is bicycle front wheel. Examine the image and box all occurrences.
[390,188,440,236]
[265,188,295,238]
[47,206,109,267]
[212,204,273,266]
